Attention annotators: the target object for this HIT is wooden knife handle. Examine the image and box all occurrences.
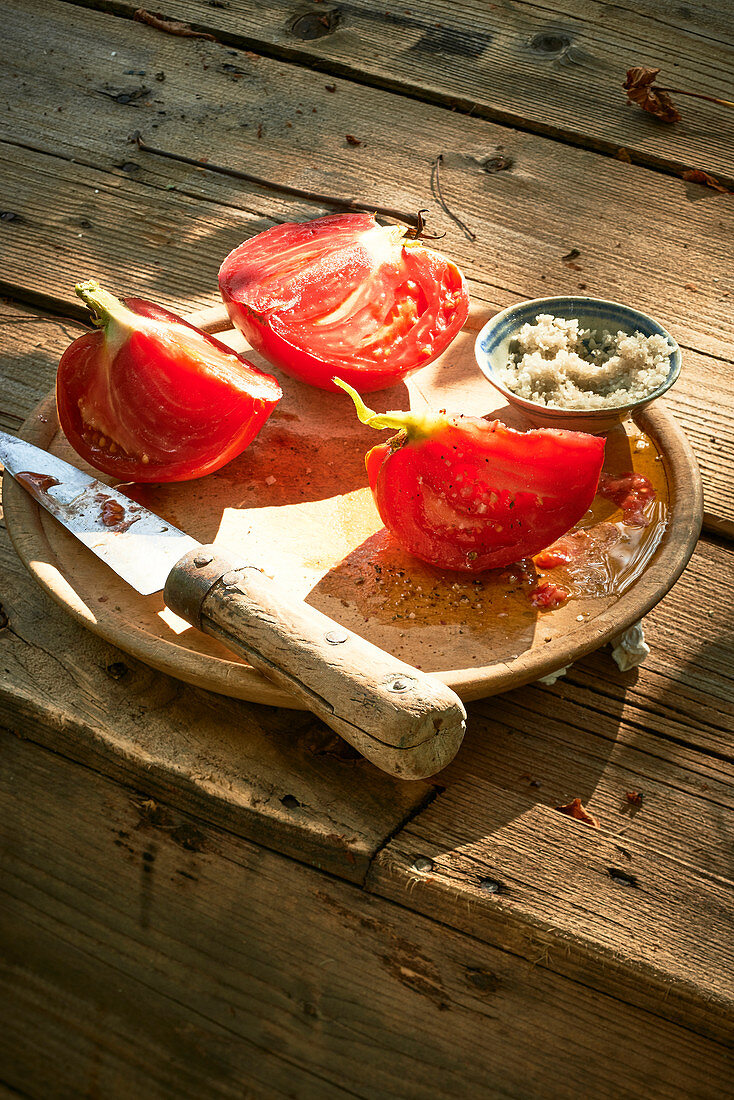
[164,546,466,779]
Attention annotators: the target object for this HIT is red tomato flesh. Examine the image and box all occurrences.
[337,381,606,572]
[218,213,469,393]
[57,283,281,483]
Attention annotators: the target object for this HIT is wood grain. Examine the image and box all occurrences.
[369,788,734,1043]
[367,538,734,1040]
[57,0,734,179]
[2,730,733,1098]
[2,2,731,347]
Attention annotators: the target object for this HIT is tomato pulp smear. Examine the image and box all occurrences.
[218,213,470,393]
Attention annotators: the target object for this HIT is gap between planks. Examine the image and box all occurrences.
[54,0,734,185]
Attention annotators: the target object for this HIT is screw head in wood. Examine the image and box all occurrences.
[478,877,502,894]
[388,675,414,693]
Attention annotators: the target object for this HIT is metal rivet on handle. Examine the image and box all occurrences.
[388,675,414,694]
[194,554,213,568]
[325,629,349,645]
[221,570,241,589]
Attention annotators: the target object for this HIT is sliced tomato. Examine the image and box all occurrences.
[337,381,606,572]
[57,282,281,483]
[218,213,469,392]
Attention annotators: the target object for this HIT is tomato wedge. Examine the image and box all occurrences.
[337,380,606,572]
[218,213,469,393]
[57,282,282,483]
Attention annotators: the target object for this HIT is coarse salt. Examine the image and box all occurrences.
[497,314,674,410]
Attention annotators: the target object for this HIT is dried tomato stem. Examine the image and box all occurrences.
[333,377,446,439]
[657,88,734,108]
[432,155,477,243]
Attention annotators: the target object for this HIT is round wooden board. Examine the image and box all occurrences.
[3,306,703,708]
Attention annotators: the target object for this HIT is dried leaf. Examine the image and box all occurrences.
[682,169,730,193]
[555,797,600,828]
[345,134,362,146]
[623,67,681,123]
[625,790,644,805]
[133,9,217,40]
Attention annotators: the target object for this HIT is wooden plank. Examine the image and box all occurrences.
[58,0,734,180]
[0,301,87,432]
[369,795,734,1044]
[2,731,733,1099]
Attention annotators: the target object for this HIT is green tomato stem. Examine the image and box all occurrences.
[75,280,139,331]
[333,376,447,440]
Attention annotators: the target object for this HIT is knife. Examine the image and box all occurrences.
[0,431,466,779]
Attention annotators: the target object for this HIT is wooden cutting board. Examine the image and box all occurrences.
[2,305,703,708]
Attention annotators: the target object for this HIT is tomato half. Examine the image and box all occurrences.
[338,380,606,572]
[57,282,282,483]
[218,213,469,393]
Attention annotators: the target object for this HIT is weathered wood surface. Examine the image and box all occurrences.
[3,1,732,354]
[1,0,732,529]
[2,0,733,1091]
[2,729,733,1100]
[163,546,467,778]
[366,537,734,1042]
[1,302,732,1039]
[59,0,734,180]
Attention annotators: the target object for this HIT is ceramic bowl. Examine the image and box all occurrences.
[474,296,682,434]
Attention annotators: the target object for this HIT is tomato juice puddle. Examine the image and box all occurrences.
[540,431,668,603]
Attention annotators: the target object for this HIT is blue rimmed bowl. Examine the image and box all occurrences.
[474,296,682,434]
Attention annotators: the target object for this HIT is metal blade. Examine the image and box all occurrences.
[0,432,200,595]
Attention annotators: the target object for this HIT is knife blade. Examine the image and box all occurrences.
[1,431,466,779]
[0,432,198,595]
